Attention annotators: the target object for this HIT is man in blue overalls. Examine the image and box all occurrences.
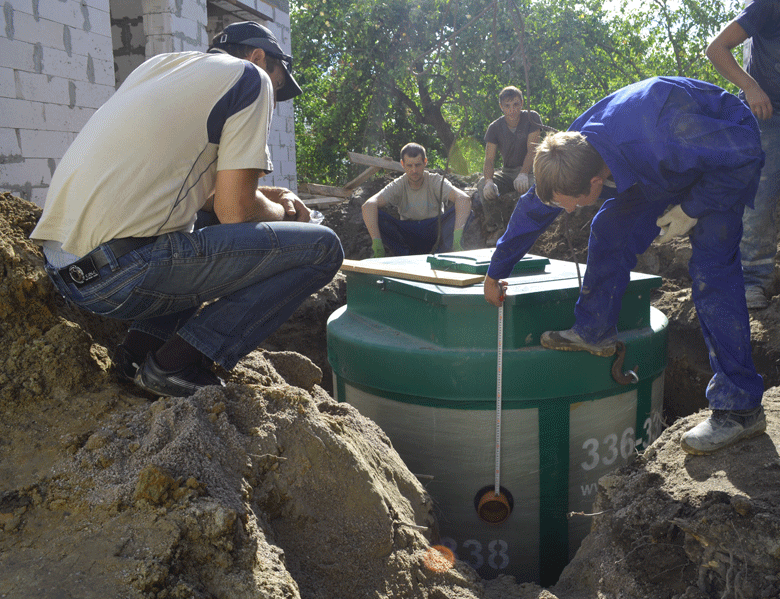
[483,77,766,455]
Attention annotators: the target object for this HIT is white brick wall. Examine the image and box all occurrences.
[0,98,44,130]
[111,0,145,85]
[14,72,70,106]
[19,130,77,159]
[0,67,17,98]
[0,0,114,205]
[2,0,298,204]
[142,0,206,54]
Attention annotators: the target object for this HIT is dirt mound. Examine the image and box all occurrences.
[0,192,484,598]
[2,191,780,599]
[0,380,489,598]
[558,391,780,599]
[0,194,112,404]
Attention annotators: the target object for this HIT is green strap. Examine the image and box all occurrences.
[538,400,570,586]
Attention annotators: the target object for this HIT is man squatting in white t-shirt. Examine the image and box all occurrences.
[361,143,472,257]
[30,22,344,397]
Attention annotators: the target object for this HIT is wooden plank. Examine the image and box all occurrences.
[347,152,404,173]
[302,197,346,207]
[344,166,381,190]
[299,183,352,198]
[339,259,484,287]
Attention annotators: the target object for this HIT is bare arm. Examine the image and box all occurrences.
[521,129,541,174]
[213,169,282,223]
[482,143,498,180]
[707,21,772,119]
[361,192,388,239]
[450,188,472,231]
[212,169,312,224]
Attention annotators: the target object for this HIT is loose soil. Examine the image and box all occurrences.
[1,188,779,599]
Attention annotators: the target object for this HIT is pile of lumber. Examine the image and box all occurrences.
[298,152,403,208]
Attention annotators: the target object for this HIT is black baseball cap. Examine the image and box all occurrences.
[210,21,302,102]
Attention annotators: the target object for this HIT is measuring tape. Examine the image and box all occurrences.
[494,301,504,497]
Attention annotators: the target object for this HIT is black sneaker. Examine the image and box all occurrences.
[113,344,143,383]
[134,352,225,397]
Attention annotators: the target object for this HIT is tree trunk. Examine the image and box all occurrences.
[414,63,456,155]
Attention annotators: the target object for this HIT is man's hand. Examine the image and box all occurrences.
[656,204,698,243]
[744,83,773,120]
[483,275,508,306]
[262,187,312,222]
[483,179,499,201]
[513,173,531,194]
[283,196,311,221]
[372,238,385,258]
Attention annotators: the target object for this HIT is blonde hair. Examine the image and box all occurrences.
[533,131,604,204]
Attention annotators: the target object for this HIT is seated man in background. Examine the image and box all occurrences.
[483,77,765,456]
[361,143,472,257]
[477,86,543,202]
[30,22,344,398]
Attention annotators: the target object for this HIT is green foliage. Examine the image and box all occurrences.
[291,0,743,184]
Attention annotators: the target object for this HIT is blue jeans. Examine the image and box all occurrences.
[742,113,780,290]
[45,221,344,370]
[378,206,458,255]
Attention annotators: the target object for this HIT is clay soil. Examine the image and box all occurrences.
[1,187,779,599]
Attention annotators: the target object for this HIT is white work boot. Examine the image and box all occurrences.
[745,286,769,310]
[680,406,766,455]
[540,328,617,358]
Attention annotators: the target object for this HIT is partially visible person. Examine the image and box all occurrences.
[361,143,472,257]
[707,0,780,309]
[476,86,543,202]
[483,77,766,456]
[30,21,344,398]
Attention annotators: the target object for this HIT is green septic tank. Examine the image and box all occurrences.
[327,249,667,586]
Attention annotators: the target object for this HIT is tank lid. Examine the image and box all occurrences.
[427,252,549,274]
[337,250,662,350]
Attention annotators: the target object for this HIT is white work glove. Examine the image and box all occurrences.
[655,204,698,243]
[483,179,499,201]
[513,172,531,194]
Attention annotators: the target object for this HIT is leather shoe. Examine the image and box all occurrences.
[134,352,225,397]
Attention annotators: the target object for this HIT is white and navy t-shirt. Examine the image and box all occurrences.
[32,51,274,258]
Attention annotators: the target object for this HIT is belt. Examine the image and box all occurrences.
[57,236,158,286]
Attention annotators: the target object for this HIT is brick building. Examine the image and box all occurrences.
[0,0,298,208]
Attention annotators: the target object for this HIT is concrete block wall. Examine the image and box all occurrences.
[2,0,298,208]
[142,0,207,56]
[110,0,145,87]
[0,0,115,206]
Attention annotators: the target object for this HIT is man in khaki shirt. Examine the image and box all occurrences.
[362,143,472,257]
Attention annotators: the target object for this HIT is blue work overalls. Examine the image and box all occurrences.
[488,77,765,410]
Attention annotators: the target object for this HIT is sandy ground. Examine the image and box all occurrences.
[2,190,779,599]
